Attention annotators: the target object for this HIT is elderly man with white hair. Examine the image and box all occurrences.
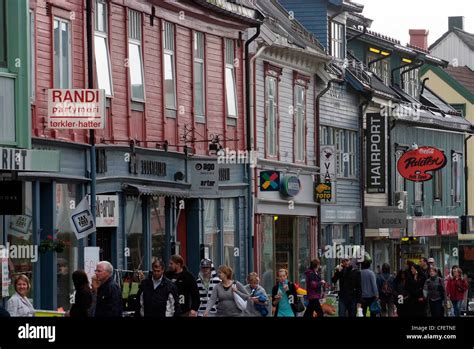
[94,261,123,317]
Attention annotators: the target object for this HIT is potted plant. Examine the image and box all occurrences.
[39,235,67,253]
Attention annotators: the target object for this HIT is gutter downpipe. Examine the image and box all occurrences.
[391,61,416,87]
[368,52,392,69]
[398,60,424,89]
[316,76,344,253]
[465,134,472,216]
[347,25,367,43]
[245,25,261,274]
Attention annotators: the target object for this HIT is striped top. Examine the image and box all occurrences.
[196,268,221,316]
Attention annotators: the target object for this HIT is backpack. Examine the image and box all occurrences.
[380,276,393,300]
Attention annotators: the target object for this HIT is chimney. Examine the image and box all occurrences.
[409,29,429,51]
[449,16,464,31]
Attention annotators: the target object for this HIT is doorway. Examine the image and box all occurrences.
[96,227,113,262]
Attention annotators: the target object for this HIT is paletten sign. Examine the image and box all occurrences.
[48,89,105,129]
[397,146,446,182]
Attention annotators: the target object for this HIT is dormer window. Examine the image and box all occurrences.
[330,21,345,60]
[402,66,419,98]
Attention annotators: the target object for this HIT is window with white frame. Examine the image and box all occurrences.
[452,152,462,204]
[330,21,345,60]
[367,53,390,85]
[163,21,176,114]
[266,75,278,157]
[225,38,237,118]
[53,18,71,89]
[402,67,419,98]
[94,0,112,96]
[29,10,35,100]
[128,10,144,101]
[294,84,306,161]
[322,126,356,177]
[194,31,205,119]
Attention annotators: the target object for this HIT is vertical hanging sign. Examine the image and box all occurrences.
[317,145,336,203]
[366,113,386,193]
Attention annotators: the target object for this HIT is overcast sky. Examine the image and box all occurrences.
[356,0,474,46]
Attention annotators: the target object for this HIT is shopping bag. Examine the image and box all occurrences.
[370,300,381,315]
[233,291,247,312]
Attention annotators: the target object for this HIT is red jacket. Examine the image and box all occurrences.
[446,277,468,301]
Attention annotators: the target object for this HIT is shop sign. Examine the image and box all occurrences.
[366,114,385,193]
[94,195,119,228]
[84,247,100,284]
[191,161,219,194]
[438,218,459,236]
[320,145,336,203]
[409,217,437,237]
[280,175,300,197]
[0,147,60,172]
[397,147,446,182]
[315,182,332,201]
[70,197,96,240]
[10,215,32,234]
[48,89,105,129]
[1,257,9,297]
[260,171,280,192]
[365,206,406,229]
[0,181,23,215]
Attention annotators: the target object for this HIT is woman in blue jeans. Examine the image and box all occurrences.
[447,267,468,317]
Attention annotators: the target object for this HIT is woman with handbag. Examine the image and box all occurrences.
[447,267,468,317]
[203,265,249,317]
[271,269,299,317]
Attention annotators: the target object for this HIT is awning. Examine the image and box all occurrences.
[122,183,189,198]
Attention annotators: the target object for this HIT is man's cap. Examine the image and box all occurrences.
[200,259,212,268]
[428,258,435,263]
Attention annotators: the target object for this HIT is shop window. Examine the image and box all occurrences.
[53,17,71,89]
[260,216,275,294]
[150,197,165,262]
[297,217,310,288]
[94,0,113,96]
[225,38,237,118]
[0,76,15,143]
[128,9,144,101]
[125,196,143,271]
[56,183,78,311]
[4,183,34,304]
[203,200,219,265]
[222,199,236,274]
[163,21,176,115]
[194,31,205,121]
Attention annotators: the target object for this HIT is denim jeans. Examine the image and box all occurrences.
[338,299,356,317]
[451,300,461,317]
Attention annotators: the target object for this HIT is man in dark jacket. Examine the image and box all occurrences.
[165,255,200,317]
[135,259,180,317]
[332,258,361,317]
[94,261,123,317]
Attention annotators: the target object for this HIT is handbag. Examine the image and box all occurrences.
[294,296,305,313]
[233,283,247,312]
[369,300,381,315]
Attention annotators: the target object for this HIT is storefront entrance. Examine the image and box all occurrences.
[96,228,113,262]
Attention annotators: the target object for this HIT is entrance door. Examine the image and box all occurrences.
[96,227,113,262]
[275,216,296,282]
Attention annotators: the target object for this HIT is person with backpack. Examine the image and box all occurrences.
[304,258,325,317]
[376,263,395,317]
[423,267,445,318]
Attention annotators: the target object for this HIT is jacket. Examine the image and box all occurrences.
[135,276,180,317]
[271,281,298,317]
[304,269,323,300]
[196,265,221,316]
[165,268,200,313]
[332,266,362,303]
[377,273,395,301]
[423,276,445,301]
[95,276,123,317]
[6,293,35,317]
[446,277,468,301]
[70,287,93,317]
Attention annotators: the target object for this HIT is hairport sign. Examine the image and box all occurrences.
[366,113,385,193]
[48,89,105,129]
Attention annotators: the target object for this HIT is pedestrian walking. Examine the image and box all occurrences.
[331,258,361,317]
[94,261,123,317]
[303,258,324,318]
[407,264,426,317]
[424,267,445,318]
[196,258,220,316]
[393,269,409,317]
[135,259,180,317]
[69,270,93,317]
[376,263,395,317]
[360,259,379,317]
[272,269,299,317]
[6,274,35,317]
[204,265,249,317]
[244,272,269,317]
[447,266,468,317]
[166,255,200,317]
